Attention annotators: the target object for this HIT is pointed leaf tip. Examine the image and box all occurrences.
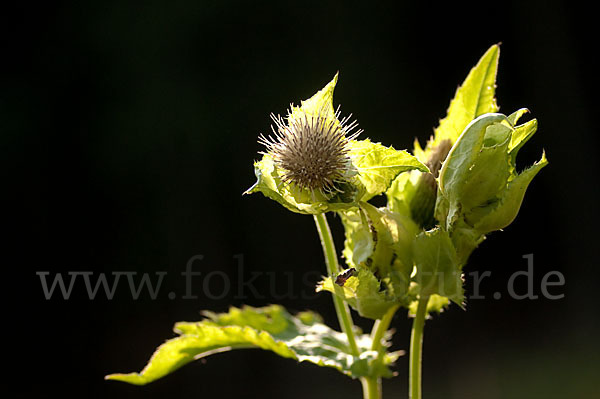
[422,44,501,157]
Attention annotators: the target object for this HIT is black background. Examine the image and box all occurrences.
[6,1,599,398]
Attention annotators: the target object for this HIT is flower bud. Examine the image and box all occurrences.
[436,111,547,258]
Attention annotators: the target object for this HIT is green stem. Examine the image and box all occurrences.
[371,304,400,353]
[362,304,399,399]
[313,213,360,356]
[360,377,380,399]
[409,296,429,399]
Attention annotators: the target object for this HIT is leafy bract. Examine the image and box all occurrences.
[508,109,538,171]
[412,228,464,306]
[289,73,339,126]
[438,114,510,204]
[386,172,418,218]
[437,113,512,228]
[106,305,401,385]
[432,108,547,268]
[340,207,375,268]
[473,152,547,234]
[349,139,428,202]
[359,202,417,282]
[318,267,399,320]
[245,154,340,214]
[437,111,547,235]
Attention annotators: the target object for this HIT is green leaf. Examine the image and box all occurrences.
[412,228,464,306]
[434,45,500,144]
[340,208,375,268]
[105,305,400,385]
[407,294,450,317]
[460,123,512,211]
[385,171,418,218]
[509,118,538,171]
[415,44,500,162]
[289,73,339,126]
[433,187,450,229]
[507,108,529,126]
[349,139,428,202]
[473,152,548,234]
[318,267,400,320]
[449,224,484,265]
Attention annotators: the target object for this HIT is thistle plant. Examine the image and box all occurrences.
[106,45,547,399]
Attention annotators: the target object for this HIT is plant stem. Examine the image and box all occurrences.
[314,213,391,399]
[360,377,380,399]
[362,304,399,399]
[313,213,360,356]
[370,304,399,353]
[409,296,429,399]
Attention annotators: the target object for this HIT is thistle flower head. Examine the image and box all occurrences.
[246,73,428,215]
[258,104,362,195]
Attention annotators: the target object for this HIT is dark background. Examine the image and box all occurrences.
[5,1,599,398]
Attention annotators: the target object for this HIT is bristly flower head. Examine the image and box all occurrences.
[258,103,362,195]
[257,73,362,196]
[246,73,428,215]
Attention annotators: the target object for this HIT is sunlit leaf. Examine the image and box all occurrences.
[289,73,339,126]
[415,44,500,162]
[473,152,548,234]
[318,268,399,320]
[106,305,401,385]
[349,139,428,202]
[407,294,450,317]
[412,228,464,306]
